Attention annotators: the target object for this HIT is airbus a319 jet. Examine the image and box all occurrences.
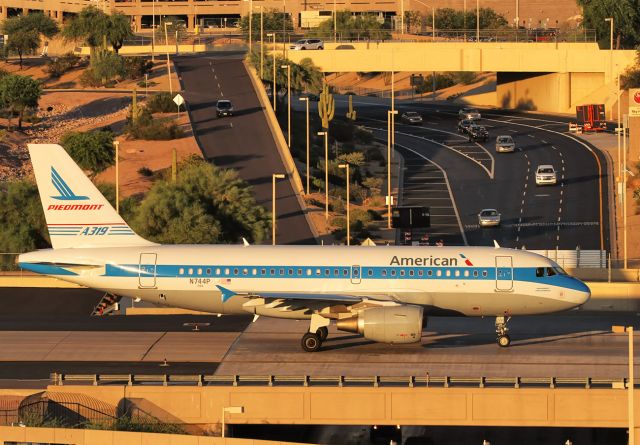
[18,144,590,352]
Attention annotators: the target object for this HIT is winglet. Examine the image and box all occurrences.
[493,240,500,248]
[242,238,250,247]
[216,285,237,303]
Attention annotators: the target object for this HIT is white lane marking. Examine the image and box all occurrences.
[535,194,550,197]
[528,134,535,138]
[220,91,224,97]
[393,141,468,245]
[541,139,548,144]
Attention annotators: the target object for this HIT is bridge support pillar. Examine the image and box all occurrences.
[0,7,7,20]
[188,14,195,31]
[21,8,29,16]
[133,15,142,33]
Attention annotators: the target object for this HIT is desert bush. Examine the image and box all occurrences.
[146,92,179,113]
[451,71,478,85]
[123,56,153,80]
[45,52,82,78]
[60,130,114,174]
[138,166,154,176]
[127,117,184,140]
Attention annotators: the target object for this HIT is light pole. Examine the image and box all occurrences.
[605,17,613,86]
[248,0,252,54]
[260,5,264,79]
[267,33,276,111]
[338,163,350,245]
[221,406,244,438]
[476,0,480,43]
[164,21,173,95]
[613,325,635,445]
[272,173,286,245]
[299,96,310,194]
[318,131,329,220]
[114,140,119,214]
[151,0,155,63]
[281,64,291,147]
[387,110,398,229]
[333,0,337,42]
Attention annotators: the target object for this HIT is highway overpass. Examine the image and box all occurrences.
[286,42,637,114]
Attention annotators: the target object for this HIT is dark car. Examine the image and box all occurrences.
[216,99,233,117]
[468,124,489,142]
[457,119,474,134]
[401,111,423,125]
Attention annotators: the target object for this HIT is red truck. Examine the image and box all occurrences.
[573,104,607,132]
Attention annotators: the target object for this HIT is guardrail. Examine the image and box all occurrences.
[50,373,629,389]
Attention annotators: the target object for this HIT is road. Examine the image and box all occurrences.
[175,52,315,245]
[327,97,610,251]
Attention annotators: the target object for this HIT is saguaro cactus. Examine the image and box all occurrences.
[346,94,357,121]
[131,88,143,126]
[318,83,335,129]
[171,148,177,182]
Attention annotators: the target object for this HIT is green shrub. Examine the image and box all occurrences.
[354,126,374,144]
[127,117,184,140]
[123,56,153,80]
[330,120,354,143]
[46,52,82,78]
[146,92,179,113]
[451,71,478,85]
[60,130,115,174]
[138,166,154,176]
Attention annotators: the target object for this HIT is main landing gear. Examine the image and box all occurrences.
[495,316,511,347]
[301,316,330,352]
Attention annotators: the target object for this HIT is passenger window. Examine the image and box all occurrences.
[446,270,451,277]
[368,269,373,277]
[325,269,330,276]
[288,269,294,275]
[197,268,202,275]
[400,270,405,277]
[188,268,193,275]
[482,270,488,277]
[334,268,339,276]
[225,268,230,275]
[382,270,387,277]
[242,268,248,275]
[252,269,257,275]
[427,270,433,277]
[179,268,184,275]
[316,269,321,276]
[279,269,284,275]
[409,270,415,277]
[353,269,359,276]
[233,268,238,275]
[261,268,266,275]
[473,271,478,277]
[270,269,275,275]
[206,268,211,275]
[343,269,348,276]
[455,270,460,277]
[464,270,469,277]
[536,267,545,277]
[391,270,397,277]
[307,269,312,276]
[216,268,220,275]
[298,269,303,275]
[418,270,423,277]
[436,270,441,277]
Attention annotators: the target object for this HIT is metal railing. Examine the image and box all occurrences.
[0,400,115,427]
[50,373,629,390]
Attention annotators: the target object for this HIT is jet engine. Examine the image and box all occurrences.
[336,305,423,344]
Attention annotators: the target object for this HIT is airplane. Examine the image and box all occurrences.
[18,144,591,352]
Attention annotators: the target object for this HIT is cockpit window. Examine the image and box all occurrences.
[536,267,544,277]
[554,266,567,275]
[546,267,556,276]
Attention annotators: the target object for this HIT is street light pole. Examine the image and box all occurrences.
[623,107,628,270]
[164,21,173,95]
[221,406,244,439]
[151,0,155,63]
[614,325,636,445]
[387,110,398,229]
[476,0,480,43]
[281,64,291,147]
[248,0,252,54]
[400,0,404,35]
[272,173,286,245]
[318,131,329,220]
[299,97,310,194]
[260,5,264,79]
[339,163,350,245]
[333,0,337,42]
[114,140,119,214]
[267,33,276,111]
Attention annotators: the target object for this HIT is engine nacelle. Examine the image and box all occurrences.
[336,305,423,344]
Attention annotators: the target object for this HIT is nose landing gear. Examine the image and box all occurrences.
[495,316,511,347]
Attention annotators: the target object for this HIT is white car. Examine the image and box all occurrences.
[478,209,501,227]
[289,39,324,50]
[535,165,557,185]
[458,107,481,120]
[495,135,515,153]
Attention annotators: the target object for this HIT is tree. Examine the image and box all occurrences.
[131,157,270,244]
[435,8,508,30]
[154,17,188,45]
[60,130,115,175]
[577,0,640,49]
[308,11,390,41]
[62,6,133,57]
[1,13,59,69]
[621,50,640,89]
[239,8,293,42]
[0,180,50,267]
[0,74,42,129]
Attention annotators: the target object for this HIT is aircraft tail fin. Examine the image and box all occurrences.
[28,144,156,249]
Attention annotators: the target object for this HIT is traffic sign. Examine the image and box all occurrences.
[173,93,185,107]
[629,89,640,117]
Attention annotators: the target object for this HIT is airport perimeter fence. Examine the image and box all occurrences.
[50,373,630,390]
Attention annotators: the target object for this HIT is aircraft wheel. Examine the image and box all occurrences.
[316,326,329,341]
[498,335,511,347]
[301,332,322,352]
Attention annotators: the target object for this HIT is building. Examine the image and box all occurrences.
[0,0,581,32]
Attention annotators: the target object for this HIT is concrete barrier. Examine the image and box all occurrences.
[0,426,312,445]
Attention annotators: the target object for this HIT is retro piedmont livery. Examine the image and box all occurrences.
[18,144,591,351]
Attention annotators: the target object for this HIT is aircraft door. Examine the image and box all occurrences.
[350,265,361,284]
[139,253,157,288]
[495,256,513,291]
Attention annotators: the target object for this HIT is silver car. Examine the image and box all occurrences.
[458,107,481,120]
[495,135,515,153]
[535,165,557,185]
[289,39,324,50]
[401,111,423,125]
[478,209,501,227]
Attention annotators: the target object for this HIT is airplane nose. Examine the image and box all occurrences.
[572,278,591,305]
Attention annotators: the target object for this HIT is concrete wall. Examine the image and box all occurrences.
[44,384,640,428]
[0,426,311,445]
